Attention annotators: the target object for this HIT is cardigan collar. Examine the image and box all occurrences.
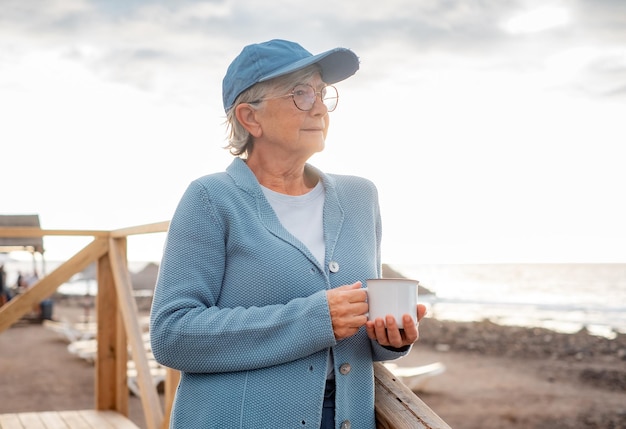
[226,157,345,270]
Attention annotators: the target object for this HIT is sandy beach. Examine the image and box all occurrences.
[1,299,625,429]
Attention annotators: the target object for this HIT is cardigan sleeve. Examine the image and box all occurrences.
[150,180,338,373]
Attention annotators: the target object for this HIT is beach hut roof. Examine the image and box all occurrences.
[0,214,44,254]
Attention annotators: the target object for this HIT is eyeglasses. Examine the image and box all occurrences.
[254,84,339,112]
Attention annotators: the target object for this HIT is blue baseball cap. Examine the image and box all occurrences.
[222,39,360,112]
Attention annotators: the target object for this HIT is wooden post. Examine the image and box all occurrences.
[108,237,164,429]
[96,251,129,415]
[161,368,180,429]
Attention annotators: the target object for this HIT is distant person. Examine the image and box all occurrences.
[150,39,426,428]
[0,264,9,305]
[15,272,27,291]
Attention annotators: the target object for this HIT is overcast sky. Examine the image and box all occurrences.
[1,0,625,264]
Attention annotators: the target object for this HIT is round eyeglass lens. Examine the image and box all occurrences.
[292,85,316,111]
[322,86,338,112]
[292,85,338,112]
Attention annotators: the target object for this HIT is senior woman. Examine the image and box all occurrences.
[150,39,426,429]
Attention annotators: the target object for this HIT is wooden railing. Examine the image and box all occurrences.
[0,223,450,429]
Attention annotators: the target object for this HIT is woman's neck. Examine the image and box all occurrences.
[246,155,318,195]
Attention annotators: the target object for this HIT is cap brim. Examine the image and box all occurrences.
[259,47,359,84]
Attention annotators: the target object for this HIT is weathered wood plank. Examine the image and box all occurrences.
[92,410,141,429]
[57,411,90,429]
[374,362,451,429]
[0,413,24,429]
[36,411,68,429]
[15,412,46,429]
[0,411,139,429]
[76,410,115,428]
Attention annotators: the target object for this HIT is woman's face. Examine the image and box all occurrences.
[255,74,330,158]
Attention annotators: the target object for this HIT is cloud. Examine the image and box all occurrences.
[3,0,624,99]
[578,50,626,98]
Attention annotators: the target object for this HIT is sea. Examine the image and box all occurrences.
[392,263,626,339]
[3,259,625,339]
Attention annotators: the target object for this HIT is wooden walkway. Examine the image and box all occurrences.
[0,410,139,429]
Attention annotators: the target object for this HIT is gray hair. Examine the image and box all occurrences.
[224,65,322,157]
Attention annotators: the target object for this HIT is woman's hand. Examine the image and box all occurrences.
[326,282,368,340]
[365,304,427,348]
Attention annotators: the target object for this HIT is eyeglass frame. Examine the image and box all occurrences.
[250,83,339,112]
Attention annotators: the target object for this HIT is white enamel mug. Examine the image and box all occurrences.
[365,278,419,329]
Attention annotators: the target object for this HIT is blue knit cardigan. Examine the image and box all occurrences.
[150,158,411,428]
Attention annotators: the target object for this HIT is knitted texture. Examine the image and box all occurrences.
[150,158,410,428]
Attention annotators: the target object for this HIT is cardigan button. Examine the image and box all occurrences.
[340,420,351,429]
[328,261,339,273]
[339,363,351,375]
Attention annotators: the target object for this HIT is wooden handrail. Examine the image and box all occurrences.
[374,362,451,428]
[0,227,110,238]
[0,221,450,429]
[111,221,170,237]
[0,238,109,332]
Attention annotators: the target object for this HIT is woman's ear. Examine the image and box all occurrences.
[235,104,262,138]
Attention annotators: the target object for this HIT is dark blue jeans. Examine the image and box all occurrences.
[320,379,335,429]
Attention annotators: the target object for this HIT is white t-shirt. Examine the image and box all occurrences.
[261,181,325,265]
